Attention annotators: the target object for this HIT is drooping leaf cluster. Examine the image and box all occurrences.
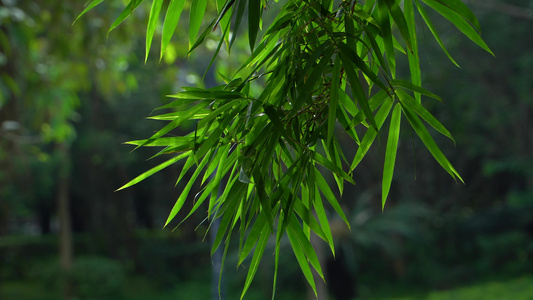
[77,0,491,297]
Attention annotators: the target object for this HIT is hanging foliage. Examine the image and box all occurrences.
[77,0,491,297]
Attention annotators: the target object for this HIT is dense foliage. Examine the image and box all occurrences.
[76,0,493,297]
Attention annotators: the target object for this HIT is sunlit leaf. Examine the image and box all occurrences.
[189,0,208,50]
[421,0,493,55]
[161,0,186,60]
[108,0,144,36]
[146,0,164,62]
[73,0,104,25]
[382,103,401,210]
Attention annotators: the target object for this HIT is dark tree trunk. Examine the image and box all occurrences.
[57,143,74,298]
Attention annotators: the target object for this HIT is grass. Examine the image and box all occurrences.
[362,276,533,300]
[2,274,532,299]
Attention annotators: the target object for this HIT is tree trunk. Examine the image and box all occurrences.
[57,143,73,298]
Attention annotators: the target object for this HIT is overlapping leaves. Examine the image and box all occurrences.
[78,0,490,298]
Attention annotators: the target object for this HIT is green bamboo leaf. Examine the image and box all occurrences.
[160,0,186,60]
[172,90,246,100]
[345,14,358,52]
[263,104,295,147]
[211,180,245,250]
[339,50,378,131]
[286,217,317,297]
[215,0,232,46]
[195,128,224,161]
[404,0,422,103]
[229,0,247,50]
[377,1,395,77]
[264,11,294,37]
[164,149,212,227]
[200,138,226,185]
[288,215,324,281]
[240,229,269,299]
[209,155,239,216]
[349,89,387,129]
[352,3,379,27]
[202,19,231,80]
[383,0,412,52]
[438,0,481,31]
[253,169,274,230]
[189,18,216,54]
[382,103,401,210]
[248,0,261,51]
[361,24,391,78]
[238,213,267,265]
[73,0,104,24]
[137,101,208,149]
[396,89,454,143]
[289,45,334,118]
[338,88,357,116]
[415,0,459,67]
[313,190,335,255]
[108,0,144,36]
[292,200,327,242]
[391,79,442,102]
[146,111,209,121]
[402,105,463,182]
[272,236,281,300]
[350,96,393,170]
[313,152,355,185]
[125,136,194,147]
[198,99,247,129]
[155,98,199,110]
[145,0,164,62]
[116,151,190,191]
[338,42,389,93]
[421,0,493,55]
[336,105,361,145]
[327,55,342,146]
[189,0,208,50]
[314,169,350,229]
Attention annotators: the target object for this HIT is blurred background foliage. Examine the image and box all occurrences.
[0,0,532,299]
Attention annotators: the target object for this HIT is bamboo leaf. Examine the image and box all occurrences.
[327,55,342,146]
[108,0,144,36]
[414,0,459,67]
[396,89,454,143]
[384,0,412,52]
[164,149,212,227]
[116,151,190,191]
[404,0,422,102]
[288,215,324,281]
[391,79,442,102]
[146,0,164,62]
[421,0,493,55]
[229,0,248,50]
[248,0,261,51]
[189,0,208,50]
[402,105,463,182]
[350,96,393,170]
[339,50,378,131]
[438,0,481,31]
[73,0,104,24]
[382,103,401,210]
[314,169,350,229]
[286,216,317,296]
[161,0,186,60]
[240,229,269,299]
